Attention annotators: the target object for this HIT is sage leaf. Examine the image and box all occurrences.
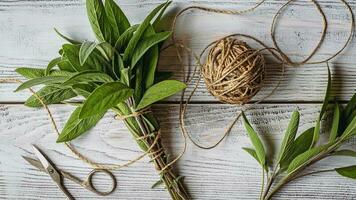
[112,51,125,80]
[79,41,98,66]
[115,24,139,52]
[104,0,130,38]
[152,1,172,31]
[243,147,267,171]
[45,57,62,75]
[336,165,356,179]
[241,112,266,166]
[332,149,356,157]
[79,82,133,119]
[134,60,144,103]
[58,58,76,72]
[54,28,81,44]
[62,70,113,86]
[57,106,105,142]
[280,127,314,170]
[15,76,68,92]
[72,83,97,98]
[123,2,167,62]
[97,42,115,61]
[63,44,110,73]
[340,115,356,140]
[15,67,46,79]
[151,179,164,189]
[141,24,158,89]
[86,0,112,43]
[136,80,186,110]
[312,66,331,147]
[287,143,331,173]
[131,31,171,68]
[25,85,77,107]
[329,103,340,142]
[277,111,300,165]
[344,94,356,120]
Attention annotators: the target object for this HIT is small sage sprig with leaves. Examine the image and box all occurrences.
[15,0,189,199]
[242,67,356,200]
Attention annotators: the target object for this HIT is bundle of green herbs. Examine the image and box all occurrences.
[14,0,189,199]
[242,67,356,200]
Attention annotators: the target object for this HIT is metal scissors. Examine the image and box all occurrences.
[22,145,117,200]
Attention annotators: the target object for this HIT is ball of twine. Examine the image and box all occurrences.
[201,38,266,104]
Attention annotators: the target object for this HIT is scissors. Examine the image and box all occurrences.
[22,145,117,200]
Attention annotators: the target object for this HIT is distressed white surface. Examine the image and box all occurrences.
[1,104,356,200]
[1,0,356,200]
[0,0,355,102]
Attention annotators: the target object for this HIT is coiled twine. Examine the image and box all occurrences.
[202,38,266,104]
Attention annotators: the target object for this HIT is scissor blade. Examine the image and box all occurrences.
[32,145,51,169]
[22,156,46,172]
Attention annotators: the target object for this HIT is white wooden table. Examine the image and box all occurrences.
[1,0,356,199]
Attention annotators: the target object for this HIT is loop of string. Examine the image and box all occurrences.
[169,0,354,151]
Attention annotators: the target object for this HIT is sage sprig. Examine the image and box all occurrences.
[242,67,356,200]
[15,1,189,199]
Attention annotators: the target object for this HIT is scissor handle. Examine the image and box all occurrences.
[85,169,117,196]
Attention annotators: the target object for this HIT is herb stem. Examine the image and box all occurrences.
[259,167,265,200]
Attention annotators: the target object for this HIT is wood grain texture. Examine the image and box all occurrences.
[1,104,356,199]
[0,0,355,102]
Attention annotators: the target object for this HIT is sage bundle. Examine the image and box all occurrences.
[242,67,356,200]
[14,0,189,199]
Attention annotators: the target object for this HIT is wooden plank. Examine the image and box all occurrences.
[0,0,355,102]
[1,104,356,199]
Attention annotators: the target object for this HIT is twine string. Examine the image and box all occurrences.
[170,0,354,150]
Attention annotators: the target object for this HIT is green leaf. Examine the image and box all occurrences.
[136,80,186,110]
[242,147,262,165]
[62,71,114,86]
[63,44,110,73]
[79,41,98,66]
[114,24,139,52]
[45,57,62,75]
[123,2,168,62]
[25,85,77,107]
[277,111,300,165]
[131,31,171,68]
[134,60,144,103]
[104,0,130,38]
[312,66,332,147]
[54,28,81,44]
[241,112,266,166]
[97,42,115,61]
[57,106,105,142]
[280,127,314,170]
[152,1,172,31]
[344,94,356,120]
[16,68,46,79]
[287,144,331,173]
[79,82,133,119]
[336,165,356,179]
[329,103,340,142]
[151,179,164,189]
[154,71,174,83]
[86,0,112,43]
[341,115,356,140]
[15,76,68,92]
[72,83,97,98]
[112,52,125,80]
[120,68,130,86]
[332,149,356,157]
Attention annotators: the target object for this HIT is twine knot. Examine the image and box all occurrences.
[202,38,265,105]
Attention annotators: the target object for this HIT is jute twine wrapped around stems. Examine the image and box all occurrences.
[170,0,354,151]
